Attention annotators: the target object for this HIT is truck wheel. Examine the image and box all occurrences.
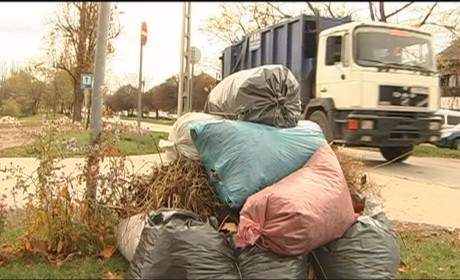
[379,145,413,162]
[309,110,333,142]
[453,139,460,150]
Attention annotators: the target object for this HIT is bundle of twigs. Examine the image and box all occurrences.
[118,158,237,224]
[332,145,381,209]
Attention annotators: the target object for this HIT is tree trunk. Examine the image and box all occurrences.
[72,82,84,123]
[155,109,159,119]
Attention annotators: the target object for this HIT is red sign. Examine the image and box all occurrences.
[141,21,148,46]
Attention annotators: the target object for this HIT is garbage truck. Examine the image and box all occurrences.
[219,14,442,162]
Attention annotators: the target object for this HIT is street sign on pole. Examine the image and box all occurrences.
[80,73,94,89]
[137,21,147,146]
[141,21,148,46]
[189,46,201,112]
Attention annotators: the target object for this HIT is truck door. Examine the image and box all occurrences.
[317,32,356,108]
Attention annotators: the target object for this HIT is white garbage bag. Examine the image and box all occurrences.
[116,213,148,262]
[158,112,223,161]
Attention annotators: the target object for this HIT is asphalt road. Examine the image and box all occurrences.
[346,148,460,191]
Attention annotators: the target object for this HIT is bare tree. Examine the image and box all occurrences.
[45,2,121,123]
[201,2,293,45]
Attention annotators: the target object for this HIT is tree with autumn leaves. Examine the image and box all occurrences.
[106,72,217,116]
[45,2,121,123]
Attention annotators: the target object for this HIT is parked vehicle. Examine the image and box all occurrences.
[436,109,460,130]
[220,14,442,162]
[434,124,460,150]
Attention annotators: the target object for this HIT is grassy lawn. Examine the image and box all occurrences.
[412,144,460,159]
[0,218,458,279]
[0,129,168,158]
[399,235,460,278]
[121,116,175,126]
[0,114,66,129]
[0,212,129,279]
[357,144,460,159]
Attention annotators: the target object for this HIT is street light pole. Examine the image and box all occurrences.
[89,1,111,144]
[137,22,148,145]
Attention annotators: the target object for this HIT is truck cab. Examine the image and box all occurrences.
[219,15,442,162]
[310,21,442,161]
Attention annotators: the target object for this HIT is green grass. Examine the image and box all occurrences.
[0,113,66,129]
[121,116,175,126]
[1,217,458,279]
[0,129,169,158]
[398,234,460,278]
[0,213,130,279]
[357,144,460,159]
[412,145,460,159]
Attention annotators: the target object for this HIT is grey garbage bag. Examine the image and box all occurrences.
[127,209,239,279]
[203,64,301,128]
[312,201,400,279]
[236,243,310,279]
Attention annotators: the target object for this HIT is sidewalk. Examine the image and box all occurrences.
[1,153,460,229]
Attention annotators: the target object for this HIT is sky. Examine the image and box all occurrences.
[0,1,458,91]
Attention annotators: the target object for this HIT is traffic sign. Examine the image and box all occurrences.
[80,73,94,89]
[141,21,148,46]
[190,47,201,64]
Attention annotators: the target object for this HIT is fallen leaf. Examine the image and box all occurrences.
[2,245,14,255]
[221,223,238,233]
[0,255,6,266]
[100,245,116,259]
[104,271,123,280]
[399,265,417,273]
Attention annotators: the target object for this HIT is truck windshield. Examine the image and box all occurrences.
[353,26,435,72]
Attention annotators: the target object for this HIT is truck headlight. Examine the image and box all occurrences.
[360,120,374,130]
[429,121,440,131]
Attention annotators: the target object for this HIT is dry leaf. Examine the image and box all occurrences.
[0,255,6,266]
[104,271,123,280]
[2,245,14,255]
[100,245,116,259]
[399,265,417,273]
[221,223,238,233]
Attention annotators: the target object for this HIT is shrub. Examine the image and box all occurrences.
[0,98,21,118]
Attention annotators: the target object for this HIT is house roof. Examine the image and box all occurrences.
[438,40,460,59]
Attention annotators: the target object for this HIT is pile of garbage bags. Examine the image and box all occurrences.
[118,64,401,279]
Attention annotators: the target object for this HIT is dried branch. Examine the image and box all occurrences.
[418,2,438,27]
[324,2,336,18]
[368,2,376,21]
[306,1,316,15]
[378,2,386,22]
[266,2,292,19]
[385,2,415,19]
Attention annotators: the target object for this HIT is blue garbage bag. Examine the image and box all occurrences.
[189,120,325,209]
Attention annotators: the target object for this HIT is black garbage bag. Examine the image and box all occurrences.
[203,64,301,128]
[127,208,239,279]
[312,201,400,279]
[236,243,309,279]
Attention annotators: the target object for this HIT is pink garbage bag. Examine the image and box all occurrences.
[235,143,356,256]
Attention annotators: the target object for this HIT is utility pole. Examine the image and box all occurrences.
[177,2,192,116]
[89,2,111,144]
[138,22,148,145]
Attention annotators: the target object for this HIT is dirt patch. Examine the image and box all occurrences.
[0,128,35,150]
[392,220,460,246]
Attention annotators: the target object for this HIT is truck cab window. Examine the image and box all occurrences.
[326,36,342,65]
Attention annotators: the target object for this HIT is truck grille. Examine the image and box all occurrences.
[379,85,429,107]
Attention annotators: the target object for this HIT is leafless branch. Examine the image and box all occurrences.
[378,2,386,22]
[266,2,292,18]
[368,2,376,21]
[306,1,316,15]
[385,2,415,19]
[418,2,438,27]
[324,2,336,18]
